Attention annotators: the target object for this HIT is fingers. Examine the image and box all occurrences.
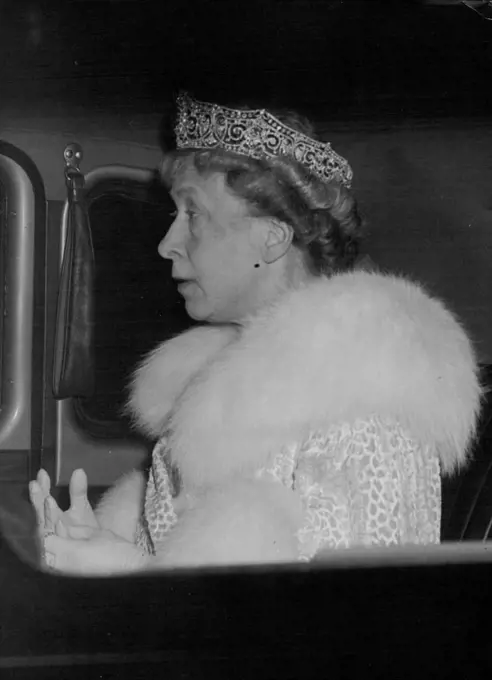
[29,482,48,528]
[37,469,51,496]
[56,519,68,539]
[69,469,88,503]
[29,481,44,526]
[28,469,54,528]
[68,468,98,527]
[44,496,63,533]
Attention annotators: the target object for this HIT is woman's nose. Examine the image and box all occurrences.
[158,222,182,260]
[158,235,171,260]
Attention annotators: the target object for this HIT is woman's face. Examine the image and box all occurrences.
[158,164,265,323]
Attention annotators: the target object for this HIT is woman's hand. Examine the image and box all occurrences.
[29,467,101,570]
[29,468,100,536]
[43,514,148,576]
[29,468,149,575]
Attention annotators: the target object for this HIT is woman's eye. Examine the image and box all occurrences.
[186,209,197,221]
[169,209,178,219]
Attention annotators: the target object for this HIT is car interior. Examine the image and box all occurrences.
[1,1,492,677]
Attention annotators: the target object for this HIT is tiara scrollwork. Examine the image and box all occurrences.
[175,92,353,188]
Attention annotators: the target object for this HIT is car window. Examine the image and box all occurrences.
[74,180,196,435]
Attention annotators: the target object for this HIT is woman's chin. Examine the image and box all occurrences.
[182,290,235,324]
[184,299,234,324]
[179,285,207,321]
[183,299,212,322]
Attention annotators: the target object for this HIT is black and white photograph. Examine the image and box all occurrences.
[0,1,492,677]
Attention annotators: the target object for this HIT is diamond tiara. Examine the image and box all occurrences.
[174,92,353,188]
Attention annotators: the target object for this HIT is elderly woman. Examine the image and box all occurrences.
[30,93,481,575]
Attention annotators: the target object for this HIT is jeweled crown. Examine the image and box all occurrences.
[175,92,353,188]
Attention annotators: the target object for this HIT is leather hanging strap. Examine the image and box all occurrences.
[52,143,95,399]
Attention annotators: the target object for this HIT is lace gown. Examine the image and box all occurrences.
[135,415,441,561]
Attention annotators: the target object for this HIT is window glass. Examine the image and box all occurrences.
[75,180,195,434]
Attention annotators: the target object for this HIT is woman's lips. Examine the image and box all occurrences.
[177,280,195,295]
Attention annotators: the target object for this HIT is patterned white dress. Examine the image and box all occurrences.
[135,415,441,561]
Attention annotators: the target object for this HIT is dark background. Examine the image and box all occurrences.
[1,0,491,123]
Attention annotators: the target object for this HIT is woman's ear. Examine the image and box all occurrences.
[262,219,294,264]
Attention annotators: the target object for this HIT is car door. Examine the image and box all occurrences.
[0,124,190,489]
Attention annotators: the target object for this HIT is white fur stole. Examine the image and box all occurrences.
[128,271,482,489]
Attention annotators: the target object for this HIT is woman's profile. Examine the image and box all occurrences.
[29,92,482,574]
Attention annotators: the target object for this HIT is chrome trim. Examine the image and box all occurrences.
[0,156,35,449]
[84,164,155,191]
[59,165,155,252]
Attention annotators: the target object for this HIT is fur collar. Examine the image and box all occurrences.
[128,271,482,488]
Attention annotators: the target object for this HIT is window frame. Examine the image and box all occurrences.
[54,166,163,486]
[0,142,46,481]
[60,166,168,438]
